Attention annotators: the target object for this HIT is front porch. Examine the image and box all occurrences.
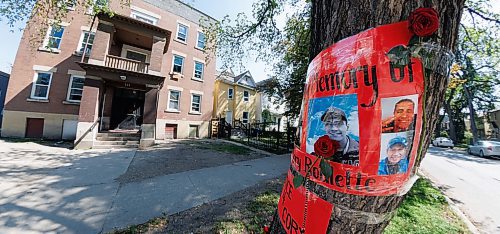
[74,13,170,149]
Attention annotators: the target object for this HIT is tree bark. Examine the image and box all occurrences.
[464,86,480,144]
[443,89,458,142]
[443,101,458,142]
[270,0,465,233]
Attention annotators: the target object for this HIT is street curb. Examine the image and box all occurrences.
[418,170,480,234]
[217,139,290,157]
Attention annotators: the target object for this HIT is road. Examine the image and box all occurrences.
[421,146,500,234]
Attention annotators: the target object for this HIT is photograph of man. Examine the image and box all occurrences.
[378,136,409,175]
[382,99,415,133]
[321,107,359,166]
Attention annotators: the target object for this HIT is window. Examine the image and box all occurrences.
[87,0,108,14]
[67,76,85,102]
[243,90,249,102]
[193,61,204,80]
[44,25,65,49]
[189,125,199,138]
[242,112,249,124]
[77,31,95,55]
[196,31,206,49]
[31,72,53,99]
[65,0,76,10]
[191,94,201,113]
[95,0,108,7]
[172,55,185,74]
[131,10,158,25]
[168,90,181,111]
[176,24,188,42]
[228,88,234,99]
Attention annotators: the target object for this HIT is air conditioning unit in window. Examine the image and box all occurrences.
[169,72,184,80]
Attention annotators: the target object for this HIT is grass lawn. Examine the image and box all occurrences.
[110,178,469,234]
[215,178,469,234]
[188,140,252,155]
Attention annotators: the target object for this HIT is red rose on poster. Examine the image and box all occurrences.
[314,135,338,158]
[408,8,439,37]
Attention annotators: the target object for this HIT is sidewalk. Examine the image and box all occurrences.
[0,139,290,233]
[101,154,289,232]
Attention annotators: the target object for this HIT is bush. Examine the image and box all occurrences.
[439,130,449,138]
[463,131,473,144]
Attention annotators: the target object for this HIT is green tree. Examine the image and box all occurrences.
[442,0,500,143]
[208,0,467,232]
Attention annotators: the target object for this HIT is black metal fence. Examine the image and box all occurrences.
[210,117,297,154]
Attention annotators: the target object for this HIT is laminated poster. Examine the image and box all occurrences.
[277,21,425,234]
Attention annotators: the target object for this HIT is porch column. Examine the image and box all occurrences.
[88,21,114,66]
[74,78,103,149]
[140,85,159,148]
[148,35,167,76]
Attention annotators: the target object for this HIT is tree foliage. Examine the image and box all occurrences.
[0,0,127,47]
[443,0,500,142]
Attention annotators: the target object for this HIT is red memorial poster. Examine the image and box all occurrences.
[277,21,425,233]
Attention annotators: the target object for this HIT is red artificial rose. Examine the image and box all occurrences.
[263,225,270,233]
[408,8,439,37]
[314,135,339,158]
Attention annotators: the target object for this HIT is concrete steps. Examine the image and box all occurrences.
[93,132,141,149]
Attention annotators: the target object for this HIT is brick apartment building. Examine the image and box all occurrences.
[1,0,217,148]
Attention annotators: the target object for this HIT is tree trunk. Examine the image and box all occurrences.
[270,0,465,233]
[444,89,458,142]
[443,101,458,142]
[464,86,480,144]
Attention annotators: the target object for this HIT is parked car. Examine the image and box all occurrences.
[432,137,454,148]
[467,141,500,157]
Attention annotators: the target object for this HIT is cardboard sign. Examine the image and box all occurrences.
[277,20,425,234]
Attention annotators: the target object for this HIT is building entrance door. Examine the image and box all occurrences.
[110,88,145,130]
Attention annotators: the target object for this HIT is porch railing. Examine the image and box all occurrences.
[105,54,149,73]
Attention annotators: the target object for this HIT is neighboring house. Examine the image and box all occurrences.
[213,69,262,125]
[2,0,217,148]
[465,114,496,139]
[0,71,10,129]
[487,109,500,139]
[257,78,296,132]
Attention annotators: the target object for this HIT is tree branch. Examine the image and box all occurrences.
[230,0,275,39]
[465,7,500,25]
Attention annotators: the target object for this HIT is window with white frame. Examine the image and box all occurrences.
[67,75,85,102]
[87,0,108,14]
[31,72,53,99]
[131,10,158,25]
[77,31,95,55]
[176,24,188,42]
[65,0,76,10]
[173,55,185,74]
[191,94,202,113]
[193,61,204,80]
[44,25,65,49]
[196,31,206,49]
[242,112,249,124]
[168,90,181,111]
[243,90,249,102]
[228,88,234,99]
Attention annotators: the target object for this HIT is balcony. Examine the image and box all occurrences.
[105,55,149,74]
[77,13,171,86]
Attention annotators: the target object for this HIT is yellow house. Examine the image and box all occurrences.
[213,70,262,125]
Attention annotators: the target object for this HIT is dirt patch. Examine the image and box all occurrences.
[112,174,286,234]
[116,139,270,184]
